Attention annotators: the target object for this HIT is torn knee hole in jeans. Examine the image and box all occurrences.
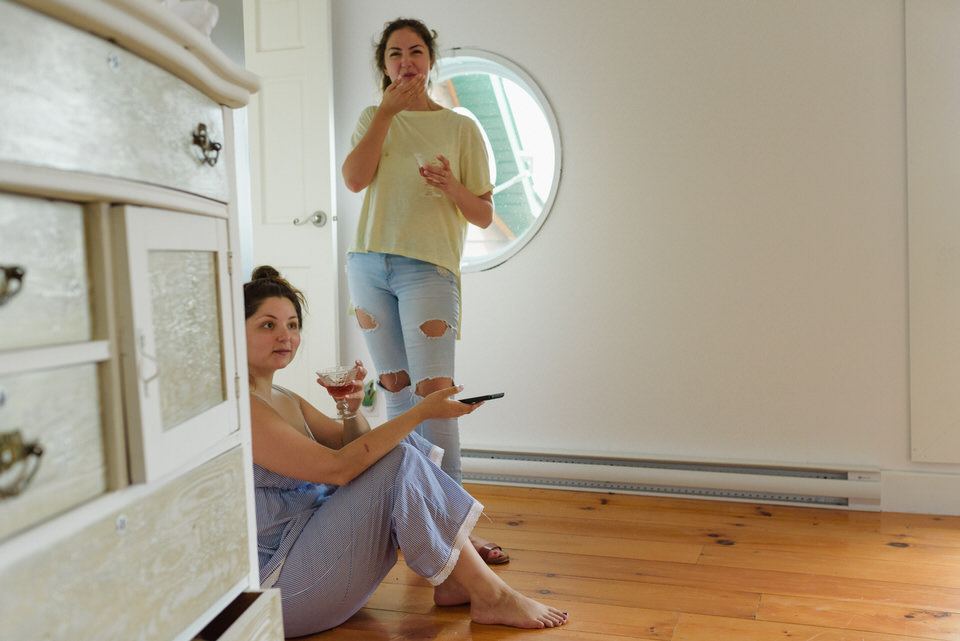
[419,319,449,339]
[379,370,410,392]
[355,307,377,330]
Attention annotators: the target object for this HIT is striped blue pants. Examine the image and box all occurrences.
[273,437,482,636]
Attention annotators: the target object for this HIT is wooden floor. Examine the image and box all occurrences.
[299,483,960,640]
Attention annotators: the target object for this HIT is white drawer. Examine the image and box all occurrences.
[0,364,105,541]
[195,591,285,641]
[0,1,229,202]
[0,448,249,641]
[0,192,91,351]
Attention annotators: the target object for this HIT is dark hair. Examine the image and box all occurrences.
[374,17,438,93]
[244,265,306,326]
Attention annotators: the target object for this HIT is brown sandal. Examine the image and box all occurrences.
[476,542,510,565]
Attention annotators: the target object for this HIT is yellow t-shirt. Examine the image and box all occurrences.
[348,106,494,277]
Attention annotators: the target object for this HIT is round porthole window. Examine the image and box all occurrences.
[431,48,562,272]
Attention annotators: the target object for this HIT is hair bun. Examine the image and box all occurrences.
[244,265,308,322]
[251,265,281,281]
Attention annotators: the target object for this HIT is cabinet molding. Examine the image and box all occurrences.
[12,0,260,108]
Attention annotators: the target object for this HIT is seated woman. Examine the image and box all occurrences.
[244,266,568,636]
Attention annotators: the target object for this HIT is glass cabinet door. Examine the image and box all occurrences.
[112,206,239,482]
[149,249,225,432]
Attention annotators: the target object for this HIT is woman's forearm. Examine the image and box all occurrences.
[453,189,494,228]
[342,110,394,192]
[328,404,429,484]
[254,387,469,486]
[341,412,371,445]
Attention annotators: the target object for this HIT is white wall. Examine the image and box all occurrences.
[330,0,960,513]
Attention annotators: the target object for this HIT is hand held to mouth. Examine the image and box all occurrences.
[381,73,427,115]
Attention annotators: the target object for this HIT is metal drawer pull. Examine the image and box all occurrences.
[0,265,25,307]
[0,430,44,499]
[192,123,221,167]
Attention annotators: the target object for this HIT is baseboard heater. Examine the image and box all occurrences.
[461,450,881,509]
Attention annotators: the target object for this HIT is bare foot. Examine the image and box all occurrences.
[434,578,470,607]
[471,587,568,629]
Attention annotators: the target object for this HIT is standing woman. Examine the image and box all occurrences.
[342,18,507,564]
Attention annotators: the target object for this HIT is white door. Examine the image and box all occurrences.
[243,0,339,412]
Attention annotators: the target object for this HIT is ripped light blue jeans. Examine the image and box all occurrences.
[346,252,462,482]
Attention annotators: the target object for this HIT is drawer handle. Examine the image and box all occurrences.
[0,430,44,499]
[192,123,222,167]
[0,265,25,307]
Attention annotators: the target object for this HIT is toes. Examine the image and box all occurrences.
[543,609,568,627]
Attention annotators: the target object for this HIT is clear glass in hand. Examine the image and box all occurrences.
[414,152,443,198]
[316,364,360,420]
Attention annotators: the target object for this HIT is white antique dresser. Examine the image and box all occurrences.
[0,1,284,639]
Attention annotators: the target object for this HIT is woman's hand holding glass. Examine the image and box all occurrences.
[316,360,367,420]
[416,153,453,197]
[414,152,445,197]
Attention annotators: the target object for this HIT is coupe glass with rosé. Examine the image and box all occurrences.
[414,152,443,198]
[316,364,360,420]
